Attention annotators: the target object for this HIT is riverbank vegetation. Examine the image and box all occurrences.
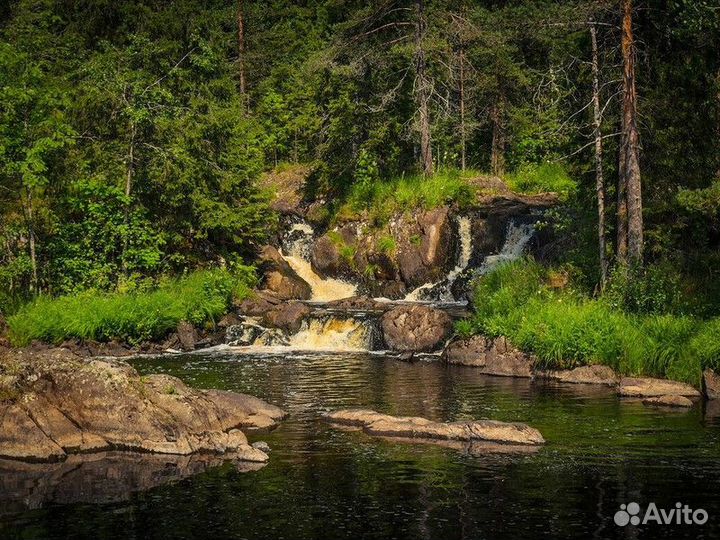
[0,1,719,363]
[7,268,255,346]
[458,259,720,385]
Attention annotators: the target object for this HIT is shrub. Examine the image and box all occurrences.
[376,235,396,254]
[8,268,256,346]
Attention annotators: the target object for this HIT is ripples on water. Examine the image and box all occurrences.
[3,350,720,540]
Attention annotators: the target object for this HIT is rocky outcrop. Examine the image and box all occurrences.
[311,234,352,278]
[619,377,701,398]
[236,290,283,317]
[381,305,453,352]
[176,320,198,351]
[324,409,544,446]
[262,302,310,334]
[258,245,312,300]
[703,369,720,400]
[0,348,285,462]
[642,395,694,408]
[397,207,454,287]
[538,365,618,386]
[442,335,534,377]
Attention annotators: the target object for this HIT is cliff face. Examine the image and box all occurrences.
[261,168,557,300]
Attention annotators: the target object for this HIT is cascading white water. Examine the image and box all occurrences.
[404,216,473,302]
[288,317,369,350]
[477,220,536,275]
[280,221,357,302]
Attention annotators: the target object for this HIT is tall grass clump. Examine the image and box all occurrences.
[8,267,256,347]
[341,169,477,225]
[506,162,576,200]
[465,258,710,385]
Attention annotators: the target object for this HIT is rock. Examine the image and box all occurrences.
[0,348,285,462]
[538,365,618,386]
[619,377,701,398]
[310,234,352,278]
[236,290,282,317]
[176,321,197,351]
[262,302,310,333]
[703,369,720,400]
[381,305,453,352]
[396,207,453,287]
[324,409,544,446]
[258,245,312,300]
[225,320,266,346]
[442,335,534,378]
[218,313,242,328]
[642,395,694,408]
[369,280,407,300]
[251,441,271,453]
[324,296,389,312]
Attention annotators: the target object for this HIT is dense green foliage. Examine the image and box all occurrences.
[459,259,720,385]
[7,268,255,346]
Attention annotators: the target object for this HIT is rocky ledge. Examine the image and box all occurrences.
[0,348,286,462]
[324,409,544,446]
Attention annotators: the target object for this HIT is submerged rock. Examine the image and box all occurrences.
[642,394,694,408]
[619,377,701,398]
[442,335,534,378]
[381,305,453,352]
[325,409,544,446]
[538,365,618,386]
[0,348,285,462]
[703,369,720,400]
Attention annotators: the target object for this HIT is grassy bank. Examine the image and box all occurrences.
[334,163,574,226]
[7,268,256,347]
[458,259,720,386]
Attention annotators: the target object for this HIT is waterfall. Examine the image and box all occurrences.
[287,317,370,350]
[477,220,536,275]
[404,216,473,302]
[280,221,357,302]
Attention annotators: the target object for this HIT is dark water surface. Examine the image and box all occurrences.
[3,350,720,539]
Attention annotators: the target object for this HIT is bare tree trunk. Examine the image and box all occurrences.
[458,45,466,171]
[415,0,433,176]
[590,23,608,289]
[490,97,505,177]
[620,0,643,264]
[121,121,136,276]
[237,0,248,107]
[23,188,38,292]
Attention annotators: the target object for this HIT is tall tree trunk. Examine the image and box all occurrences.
[122,121,136,276]
[620,0,643,264]
[415,0,433,176]
[458,44,466,171]
[590,23,608,289]
[23,187,38,292]
[490,96,505,177]
[237,0,248,109]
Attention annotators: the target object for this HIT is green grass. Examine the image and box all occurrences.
[464,258,719,386]
[7,268,256,347]
[506,162,576,200]
[338,169,478,225]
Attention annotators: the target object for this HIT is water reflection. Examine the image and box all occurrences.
[2,351,719,540]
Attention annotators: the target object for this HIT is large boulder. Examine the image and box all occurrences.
[324,409,544,446]
[381,305,453,352]
[703,369,720,400]
[262,302,311,333]
[236,290,283,317]
[396,207,454,287]
[442,335,534,378]
[258,245,312,300]
[176,320,197,351]
[0,348,285,462]
[618,377,701,398]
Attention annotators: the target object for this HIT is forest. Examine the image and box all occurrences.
[1,0,719,325]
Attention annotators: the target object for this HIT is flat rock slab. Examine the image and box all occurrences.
[619,377,701,398]
[0,348,286,462]
[642,394,694,408]
[539,365,618,386]
[324,409,544,446]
